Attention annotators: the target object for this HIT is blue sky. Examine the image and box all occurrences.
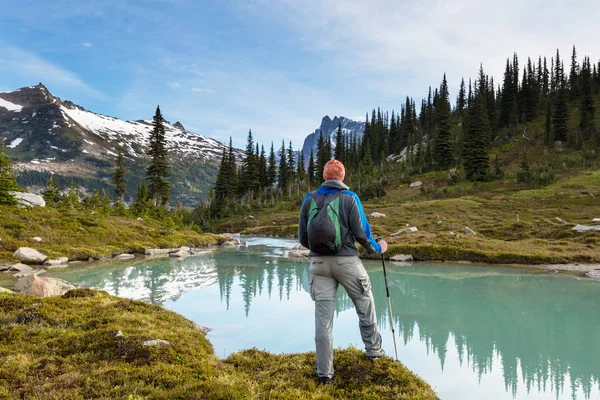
[1,0,599,149]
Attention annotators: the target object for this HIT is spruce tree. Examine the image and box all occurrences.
[434,74,453,169]
[545,100,553,145]
[334,122,344,161]
[457,78,467,115]
[580,56,596,141]
[227,138,238,200]
[242,129,259,195]
[132,182,149,215]
[287,141,295,186]
[297,149,306,186]
[316,131,327,177]
[569,45,579,100]
[553,85,569,142]
[278,141,288,192]
[42,175,61,207]
[259,145,268,190]
[0,140,21,206]
[464,94,490,181]
[267,142,277,189]
[112,150,127,203]
[307,149,315,187]
[146,106,171,206]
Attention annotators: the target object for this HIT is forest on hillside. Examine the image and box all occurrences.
[207,46,599,219]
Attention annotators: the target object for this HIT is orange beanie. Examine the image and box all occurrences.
[323,159,345,181]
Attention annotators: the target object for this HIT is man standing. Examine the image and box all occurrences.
[298,159,388,385]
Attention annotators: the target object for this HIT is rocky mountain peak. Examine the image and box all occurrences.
[173,121,186,131]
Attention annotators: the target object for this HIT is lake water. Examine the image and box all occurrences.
[40,237,600,400]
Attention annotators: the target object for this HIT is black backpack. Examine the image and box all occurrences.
[306,191,343,255]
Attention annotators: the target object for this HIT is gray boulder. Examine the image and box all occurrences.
[389,254,414,262]
[169,250,190,258]
[145,248,177,256]
[115,254,135,260]
[43,257,69,267]
[283,250,310,258]
[409,181,423,188]
[586,270,600,281]
[194,323,212,335]
[391,227,418,236]
[370,212,386,218]
[572,224,600,232]
[14,274,76,297]
[0,287,14,294]
[8,263,33,273]
[9,192,46,207]
[465,227,477,236]
[221,241,237,247]
[32,237,43,242]
[593,218,600,223]
[143,339,170,346]
[12,248,48,265]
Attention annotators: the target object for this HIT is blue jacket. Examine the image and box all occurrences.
[298,180,382,256]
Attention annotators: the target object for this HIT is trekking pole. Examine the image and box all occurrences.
[377,236,399,361]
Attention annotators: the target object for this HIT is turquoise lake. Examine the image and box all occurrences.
[39,237,600,400]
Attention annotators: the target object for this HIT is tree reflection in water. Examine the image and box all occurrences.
[46,244,600,399]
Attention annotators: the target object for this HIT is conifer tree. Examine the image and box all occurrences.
[267,142,277,189]
[278,140,288,192]
[132,182,149,215]
[259,145,268,190]
[434,74,453,169]
[316,131,327,177]
[297,149,306,186]
[569,45,579,100]
[457,78,467,115]
[146,106,171,206]
[227,138,238,199]
[42,175,61,206]
[0,139,21,206]
[112,150,127,203]
[287,141,295,183]
[553,84,569,142]
[307,149,315,187]
[545,100,553,145]
[242,129,259,195]
[579,56,596,141]
[334,122,344,161]
[464,94,490,181]
[212,148,229,214]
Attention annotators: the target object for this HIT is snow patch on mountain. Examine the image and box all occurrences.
[8,138,24,148]
[0,98,23,112]
[60,105,227,160]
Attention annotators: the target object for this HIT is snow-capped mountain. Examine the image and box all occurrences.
[301,115,365,162]
[0,84,244,205]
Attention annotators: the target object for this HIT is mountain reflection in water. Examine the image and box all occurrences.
[45,238,600,400]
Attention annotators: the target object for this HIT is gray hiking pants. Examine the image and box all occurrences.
[309,255,383,379]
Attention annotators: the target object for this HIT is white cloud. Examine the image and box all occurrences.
[169,82,181,88]
[0,45,106,100]
[250,0,600,100]
[191,88,214,94]
[82,42,92,47]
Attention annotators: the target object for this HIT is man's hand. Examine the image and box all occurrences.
[378,240,388,253]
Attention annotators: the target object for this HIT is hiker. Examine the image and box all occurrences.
[298,159,388,385]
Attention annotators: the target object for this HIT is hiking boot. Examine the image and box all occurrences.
[366,348,385,360]
[319,376,333,385]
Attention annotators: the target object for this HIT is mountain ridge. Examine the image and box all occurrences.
[0,83,244,205]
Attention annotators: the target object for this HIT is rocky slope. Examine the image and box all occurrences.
[0,84,244,205]
[301,115,365,161]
